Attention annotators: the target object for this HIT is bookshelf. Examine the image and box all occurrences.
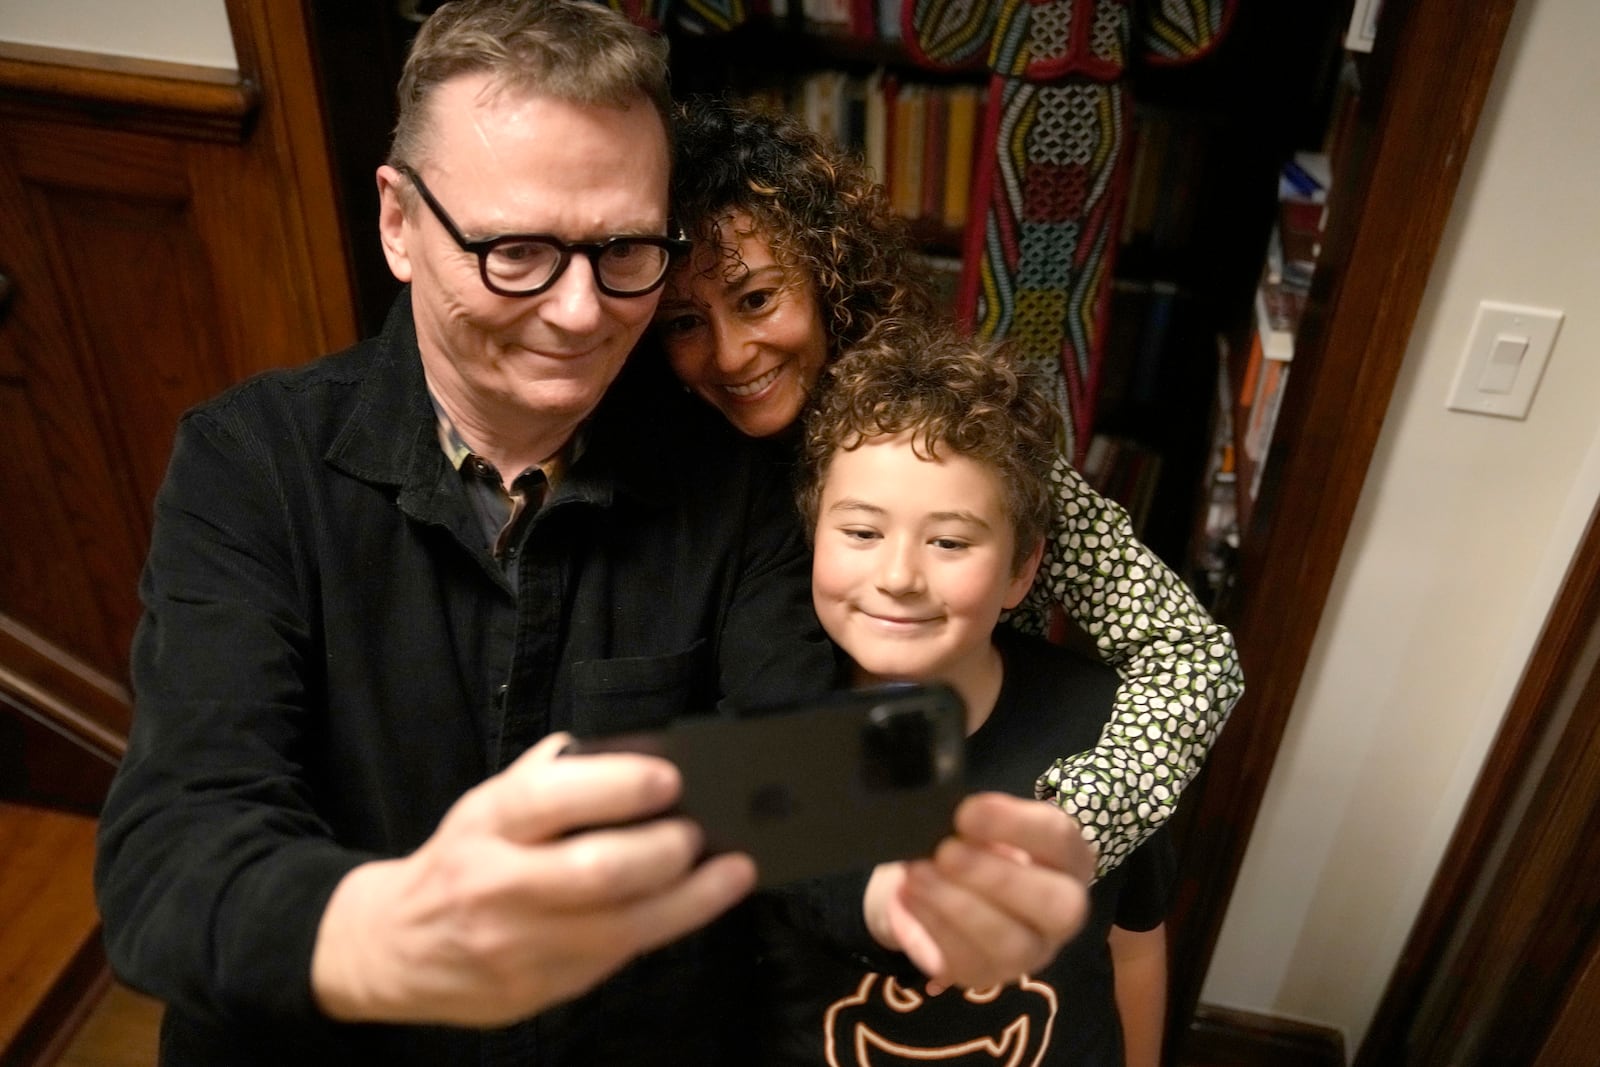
[667,22,986,256]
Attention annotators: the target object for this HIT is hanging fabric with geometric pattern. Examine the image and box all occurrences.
[905,0,1234,462]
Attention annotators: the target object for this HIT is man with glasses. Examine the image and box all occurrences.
[95,2,1094,1063]
[94,3,835,1063]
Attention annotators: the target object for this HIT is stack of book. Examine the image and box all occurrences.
[1237,151,1328,503]
[774,70,987,240]
[1118,107,1225,272]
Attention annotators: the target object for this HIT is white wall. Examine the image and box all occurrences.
[0,0,235,70]
[1202,0,1600,1053]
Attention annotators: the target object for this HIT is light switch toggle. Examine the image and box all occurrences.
[1446,301,1564,420]
[1478,333,1527,394]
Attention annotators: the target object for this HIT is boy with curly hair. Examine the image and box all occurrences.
[757,322,1174,1066]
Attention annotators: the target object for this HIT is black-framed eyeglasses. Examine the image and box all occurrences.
[396,164,689,299]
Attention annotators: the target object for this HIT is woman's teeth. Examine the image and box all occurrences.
[724,365,782,397]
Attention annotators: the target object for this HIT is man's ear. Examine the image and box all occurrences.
[1003,537,1046,610]
[376,165,414,284]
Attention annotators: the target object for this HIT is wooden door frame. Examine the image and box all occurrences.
[1165,0,1520,1049]
[1355,495,1600,1063]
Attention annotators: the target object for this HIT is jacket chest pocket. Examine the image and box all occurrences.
[568,639,708,736]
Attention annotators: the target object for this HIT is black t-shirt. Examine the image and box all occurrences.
[750,627,1177,1066]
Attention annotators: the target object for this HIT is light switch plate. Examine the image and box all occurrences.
[1446,301,1563,419]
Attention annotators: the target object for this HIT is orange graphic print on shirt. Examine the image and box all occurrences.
[822,973,1059,1066]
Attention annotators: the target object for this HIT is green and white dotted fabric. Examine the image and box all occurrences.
[1007,455,1244,878]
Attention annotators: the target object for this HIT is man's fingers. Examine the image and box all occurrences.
[616,851,758,957]
[901,861,1047,987]
[931,836,1090,947]
[954,792,1096,883]
[885,889,946,978]
[447,741,683,844]
[494,817,708,908]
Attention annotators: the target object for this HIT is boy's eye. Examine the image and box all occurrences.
[839,526,880,542]
[930,537,969,551]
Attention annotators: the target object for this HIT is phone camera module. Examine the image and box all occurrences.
[861,703,936,790]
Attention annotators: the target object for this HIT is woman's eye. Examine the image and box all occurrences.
[739,289,776,313]
[655,312,701,335]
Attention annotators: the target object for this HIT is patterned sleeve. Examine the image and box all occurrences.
[1006,453,1243,877]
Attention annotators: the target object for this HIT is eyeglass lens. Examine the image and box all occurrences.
[484,239,671,296]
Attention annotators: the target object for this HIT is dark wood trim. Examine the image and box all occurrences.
[1354,495,1600,1063]
[1165,0,1519,1050]
[224,0,360,350]
[0,615,130,755]
[1183,1004,1345,1067]
[0,43,256,143]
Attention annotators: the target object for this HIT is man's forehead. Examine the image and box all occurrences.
[420,74,667,160]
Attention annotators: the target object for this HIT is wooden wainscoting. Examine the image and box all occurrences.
[0,0,356,772]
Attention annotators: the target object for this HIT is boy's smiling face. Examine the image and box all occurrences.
[811,432,1042,699]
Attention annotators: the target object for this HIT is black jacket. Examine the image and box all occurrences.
[95,292,838,1064]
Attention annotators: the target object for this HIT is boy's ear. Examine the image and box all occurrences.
[1002,537,1046,610]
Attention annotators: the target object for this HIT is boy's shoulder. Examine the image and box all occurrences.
[966,627,1120,795]
[993,626,1120,721]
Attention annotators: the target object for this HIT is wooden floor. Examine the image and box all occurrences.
[55,984,161,1067]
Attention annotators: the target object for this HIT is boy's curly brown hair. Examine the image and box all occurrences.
[670,96,935,360]
[797,322,1062,573]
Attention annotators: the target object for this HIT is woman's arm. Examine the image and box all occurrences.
[1008,455,1243,875]
[1109,922,1167,1067]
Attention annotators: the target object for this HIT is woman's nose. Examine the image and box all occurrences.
[709,313,756,373]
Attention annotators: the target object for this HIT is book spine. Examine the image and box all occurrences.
[942,85,980,231]
[920,87,947,224]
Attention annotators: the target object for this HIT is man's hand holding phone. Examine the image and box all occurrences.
[864,795,1094,992]
[310,732,757,1027]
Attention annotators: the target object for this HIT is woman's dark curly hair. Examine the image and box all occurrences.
[671,96,934,360]
[797,321,1062,573]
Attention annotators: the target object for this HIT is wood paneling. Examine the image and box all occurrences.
[0,1,356,778]
[1183,1005,1345,1067]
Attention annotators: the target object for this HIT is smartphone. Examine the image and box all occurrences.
[568,683,967,887]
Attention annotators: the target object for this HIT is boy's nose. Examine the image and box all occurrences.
[875,541,925,596]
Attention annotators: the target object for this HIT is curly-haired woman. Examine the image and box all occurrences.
[654,96,1243,878]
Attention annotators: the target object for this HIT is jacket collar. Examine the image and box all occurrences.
[325,289,675,521]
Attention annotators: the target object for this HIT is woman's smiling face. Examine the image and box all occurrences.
[653,213,830,438]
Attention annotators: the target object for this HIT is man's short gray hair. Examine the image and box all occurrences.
[388,0,671,169]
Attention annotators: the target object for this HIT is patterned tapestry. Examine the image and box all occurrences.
[904,0,1234,461]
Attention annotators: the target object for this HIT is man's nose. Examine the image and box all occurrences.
[536,256,605,334]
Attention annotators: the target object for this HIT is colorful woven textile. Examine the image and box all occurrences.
[907,0,1232,460]
[595,0,672,32]
[597,0,751,35]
